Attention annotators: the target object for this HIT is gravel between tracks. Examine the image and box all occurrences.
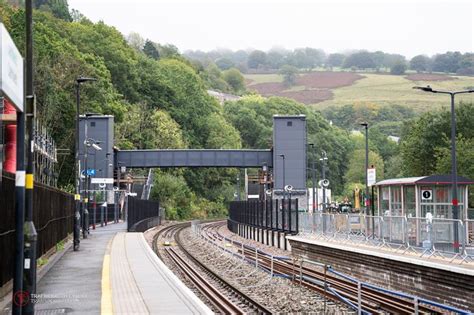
[146,221,352,313]
[182,224,352,314]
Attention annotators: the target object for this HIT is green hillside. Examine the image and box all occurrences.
[245,72,474,112]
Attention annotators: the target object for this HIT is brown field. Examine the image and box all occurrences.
[248,71,363,104]
[296,71,364,88]
[405,73,456,81]
[278,89,333,104]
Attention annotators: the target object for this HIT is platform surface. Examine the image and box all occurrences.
[31,223,211,314]
[34,223,127,314]
[287,235,474,275]
[109,232,212,314]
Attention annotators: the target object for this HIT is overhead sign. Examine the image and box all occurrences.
[91,177,114,184]
[421,189,432,201]
[0,23,23,112]
[367,168,376,186]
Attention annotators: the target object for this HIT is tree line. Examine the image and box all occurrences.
[185,48,474,76]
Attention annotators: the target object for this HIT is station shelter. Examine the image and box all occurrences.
[374,175,474,220]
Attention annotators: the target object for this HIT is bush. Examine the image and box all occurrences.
[390,62,407,75]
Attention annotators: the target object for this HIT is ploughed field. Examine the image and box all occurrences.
[245,71,474,111]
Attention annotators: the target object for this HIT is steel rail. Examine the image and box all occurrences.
[152,222,272,314]
[203,221,446,315]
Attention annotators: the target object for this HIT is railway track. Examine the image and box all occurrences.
[152,222,272,314]
[202,221,449,315]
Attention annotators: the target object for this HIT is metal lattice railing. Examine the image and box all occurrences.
[298,212,474,264]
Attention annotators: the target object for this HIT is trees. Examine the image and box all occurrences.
[344,149,384,184]
[247,50,267,69]
[342,51,376,70]
[224,95,352,195]
[222,68,245,93]
[390,61,407,75]
[326,53,345,68]
[410,55,431,72]
[215,57,234,70]
[127,32,145,51]
[143,39,160,60]
[432,51,463,73]
[279,65,298,86]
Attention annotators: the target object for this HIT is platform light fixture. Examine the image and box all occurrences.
[413,85,474,252]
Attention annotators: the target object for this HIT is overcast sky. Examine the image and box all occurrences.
[68,0,473,57]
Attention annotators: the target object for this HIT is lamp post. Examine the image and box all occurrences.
[413,86,474,252]
[22,0,38,313]
[84,137,101,235]
[360,122,369,215]
[75,77,96,249]
[308,144,317,212]
[319,151,328,212]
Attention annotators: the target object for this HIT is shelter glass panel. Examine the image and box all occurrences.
[390,186,402,216]
[381,187,389,215]
[403,186,416,217]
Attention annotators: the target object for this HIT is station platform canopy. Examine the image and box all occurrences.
[373,175,474,219]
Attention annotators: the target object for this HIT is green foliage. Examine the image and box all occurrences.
[342,51,376,70]
[224,95,352,194]
[197,62,232,92]
[344,149,384,184]
[215,57,234,70]
[390,61,407,75]
[322,103,414,136]
[435,136,474,180]
[247,50,267,69]
[326,53,345,68]
[0,2,246,220]
[410,55,431,72]
[279,65,298,86]
[400,102,474,178]
[222,68,245,93]
[143,39,160,60]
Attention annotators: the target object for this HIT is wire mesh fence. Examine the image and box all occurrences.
[299,212,473,263]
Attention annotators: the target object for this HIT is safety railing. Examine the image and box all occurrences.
[299,212,474,264]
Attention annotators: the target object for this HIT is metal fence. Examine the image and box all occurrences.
[299,212,474,262]
[228,199,299,234]
[0,172,74,287]
[127,196,161,232]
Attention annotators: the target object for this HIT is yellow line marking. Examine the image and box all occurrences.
[101,241,113,314]
[25,174,34,189]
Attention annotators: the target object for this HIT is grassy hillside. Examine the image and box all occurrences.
[245,72,474,112]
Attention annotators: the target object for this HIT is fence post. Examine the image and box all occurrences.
[414,297,419,315]
[288,197,292,234]
[296,199,299,234]
[357,281,362,315]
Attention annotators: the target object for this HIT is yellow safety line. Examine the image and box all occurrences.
[101,240,113,314]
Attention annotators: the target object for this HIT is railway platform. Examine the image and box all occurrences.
[287,235,474,312]
[6,223,211,315]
